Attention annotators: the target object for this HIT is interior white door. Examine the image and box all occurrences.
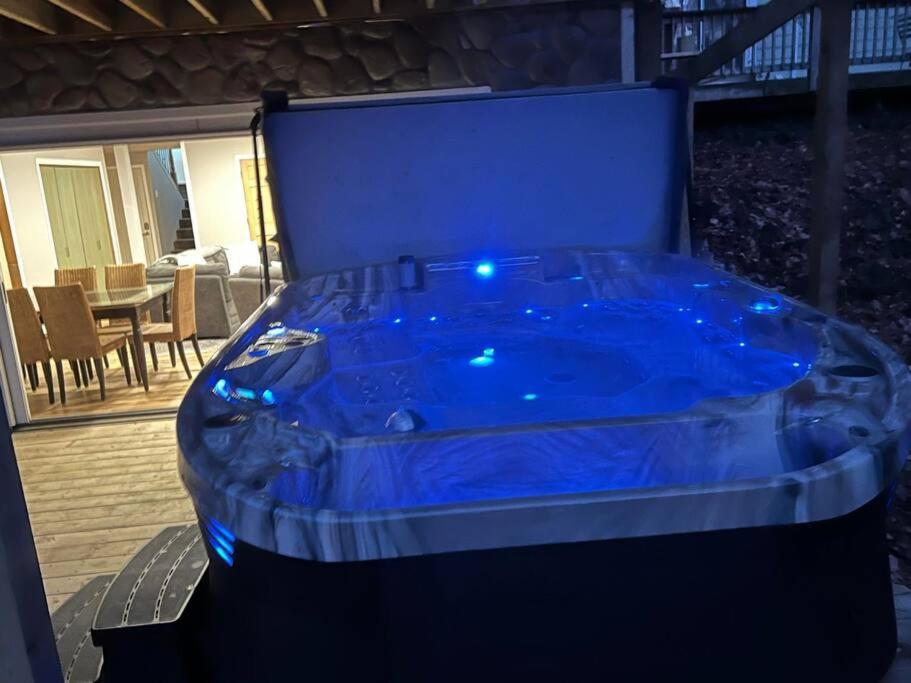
[133,165,161,263]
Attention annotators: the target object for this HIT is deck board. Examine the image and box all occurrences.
[23,339,220,420]
[12,418,195,609]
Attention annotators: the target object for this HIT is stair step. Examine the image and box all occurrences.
[178,218,192,229]
[181,208,191,219]
[176,228,194,240]
[92,524,208,683]
[174,238,196,251]
[178,184,188,200]
[53,573,113,683]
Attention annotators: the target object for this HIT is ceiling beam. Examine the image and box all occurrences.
[312,0,328,18]
[250,0,272,21]
[47,0,113,31]
[0,0,57,34]
[119,0,166,28]
[187,0,219,24]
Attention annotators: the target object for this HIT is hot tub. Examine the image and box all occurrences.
[178,249,911,683]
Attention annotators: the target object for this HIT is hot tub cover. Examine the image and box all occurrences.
[177,249,911,562]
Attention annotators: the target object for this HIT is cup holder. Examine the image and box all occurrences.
[829,364,879,379]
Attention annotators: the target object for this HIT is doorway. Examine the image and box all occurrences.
[238,157,277,241]
[39,163,115,272]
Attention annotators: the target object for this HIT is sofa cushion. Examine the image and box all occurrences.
[237,264,284,281]
[199,245,229,271]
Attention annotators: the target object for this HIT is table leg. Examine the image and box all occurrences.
[130,311,150,392]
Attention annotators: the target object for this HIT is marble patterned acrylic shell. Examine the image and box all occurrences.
[177,249,911,562]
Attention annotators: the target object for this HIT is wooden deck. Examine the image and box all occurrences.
[13,418,194,612]
[25,340,220,420]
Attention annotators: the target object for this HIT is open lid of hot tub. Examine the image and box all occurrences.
[261,81,690,281]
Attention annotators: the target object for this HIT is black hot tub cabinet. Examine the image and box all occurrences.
[177,248,911,683]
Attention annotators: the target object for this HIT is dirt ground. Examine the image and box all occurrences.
[692,99,911,362]
[690,97,911,580]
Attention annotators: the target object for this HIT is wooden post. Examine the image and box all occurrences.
[807,6,823,90]
[808,0,852,313]
[635,0,662,81]
[621,1,637,83]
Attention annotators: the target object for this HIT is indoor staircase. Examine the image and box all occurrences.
[173,185,196,253]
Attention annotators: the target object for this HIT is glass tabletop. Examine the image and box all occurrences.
[85,283,173,311]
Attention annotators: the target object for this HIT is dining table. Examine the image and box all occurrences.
[85,282,174,392]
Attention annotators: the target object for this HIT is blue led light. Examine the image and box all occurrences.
[204,517,236,567]
[235,387,256,400]
[208,517,235,542]
[266,326,286,337]
[312,327,320,333]
[212,544,234,567]
[738,341,747,348]
[693,282,711,288]
[475,261,495,278]
[582,303,589,308]
[570,275,584,281]
[750,298,781,314]
[792,362,801,368]
[205,522,235,554]
[262,389,276,405]
[695,318,704,325]
[483,347,495,357]
[393,317,403,324]
[213,378,231,399]
[523,393,538,401]
[525,308,534,315]
[429,315,438,322]
[469,355,494,367]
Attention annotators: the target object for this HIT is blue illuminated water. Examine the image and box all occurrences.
[216,296,814,439]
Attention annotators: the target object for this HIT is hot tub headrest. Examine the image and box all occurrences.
[262,82,689,280]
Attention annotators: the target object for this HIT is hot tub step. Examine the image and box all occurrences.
[91,524,209,683]
[53,573,113,683]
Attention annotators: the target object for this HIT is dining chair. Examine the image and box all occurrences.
[34,284,134,404]
[55,266,97,291]
[135,266,203,380]
[104,263,160,368]
[55,266,103,379]
[6,288,55,404]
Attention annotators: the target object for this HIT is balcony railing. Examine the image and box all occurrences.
[662,2,911,86]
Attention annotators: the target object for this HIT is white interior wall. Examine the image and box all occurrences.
[0,146,113,288]
[181,137,252,248]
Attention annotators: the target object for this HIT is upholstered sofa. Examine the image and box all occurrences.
[228,264,285,323]
[146,246,241,339]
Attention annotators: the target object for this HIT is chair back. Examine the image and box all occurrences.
[105,263,146,289]
[34,284,102,360]
[172,266,197,339]
[7,288,50,364]
[55,266,97,291]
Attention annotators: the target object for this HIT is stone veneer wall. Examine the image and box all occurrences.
[0,2,620,118]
